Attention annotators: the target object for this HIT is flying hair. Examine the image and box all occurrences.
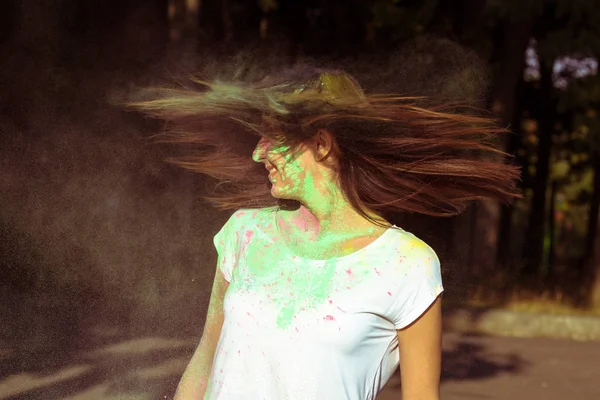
[127,67,521,227]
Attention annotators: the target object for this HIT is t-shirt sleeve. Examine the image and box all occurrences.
[387,242,444,330]
[213,209,244,282]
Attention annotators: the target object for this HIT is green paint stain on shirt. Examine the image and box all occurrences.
[233,222,339,329]
[273,259,337,329]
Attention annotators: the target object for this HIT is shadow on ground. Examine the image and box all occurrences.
[0,325,196,400]
[380,333,527,396]
[441,334,526,381]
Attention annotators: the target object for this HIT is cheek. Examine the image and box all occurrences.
[281,164,307,183]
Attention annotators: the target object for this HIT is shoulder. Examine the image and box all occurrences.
[232,206,277,218]
[387,227,440,270]
[383,228,444,328]
[223,207,276,230]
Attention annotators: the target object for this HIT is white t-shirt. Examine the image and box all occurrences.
[205,207,443,400]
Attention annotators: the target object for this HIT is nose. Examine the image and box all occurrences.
[252,137,269,163]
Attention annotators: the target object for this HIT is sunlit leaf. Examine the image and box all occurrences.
[552,160,571,179]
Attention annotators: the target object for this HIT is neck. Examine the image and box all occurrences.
[291,202,389,240]
[285,168,390,239]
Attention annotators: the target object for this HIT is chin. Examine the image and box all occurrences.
[270,188,287,199]
[268,177,299,200]
[270,186,296,201]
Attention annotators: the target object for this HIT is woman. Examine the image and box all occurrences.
[131,68,520,399]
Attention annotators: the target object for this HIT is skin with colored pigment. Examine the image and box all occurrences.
[248,132,395,328]
[251,132,389,254]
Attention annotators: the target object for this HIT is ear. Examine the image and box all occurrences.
[313,129,335,162]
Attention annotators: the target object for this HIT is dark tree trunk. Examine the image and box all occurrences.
[489,17,535,131]
[197,0,233,45]
[522,63,555,278]
[286,0,368,57]
[273,1,307,60]
[451,0,488,49]
[497,78,526,270]
[547,179,557,277]
[469,14,533,276]
[221,0,233,42]
[583,150,600,306]
[583,153,600,271]
[423,2,530,281]
[169,0,199,43]
[591,233,600,308]
[448,212,474,299]
[327,0,368,55]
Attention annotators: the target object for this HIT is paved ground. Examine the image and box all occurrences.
[1,332,599,400]
[381,333,600,400]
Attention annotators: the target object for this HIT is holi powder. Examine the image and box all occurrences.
[229,212,390,330]
[227,213,335,329]
[232,138,441,333]
[271,259,337,329]
[219,206,442,383]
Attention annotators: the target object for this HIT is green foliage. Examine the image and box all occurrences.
[552,159,571,180]
[560,75,600,155]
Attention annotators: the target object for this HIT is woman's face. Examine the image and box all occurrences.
[252,137,320,200]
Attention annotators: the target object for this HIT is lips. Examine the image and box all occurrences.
[264,164,277,183]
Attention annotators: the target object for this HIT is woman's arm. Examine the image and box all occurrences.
[396,296,443,400]
[174,265,229,400]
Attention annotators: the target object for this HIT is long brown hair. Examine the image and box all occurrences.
[128,67,521,227]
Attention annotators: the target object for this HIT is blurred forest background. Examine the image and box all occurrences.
[1,0,600,360]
